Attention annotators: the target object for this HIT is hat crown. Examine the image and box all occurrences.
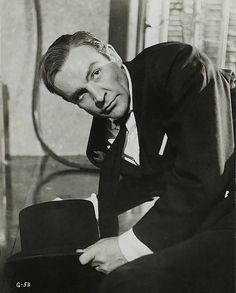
[19,199,99,255]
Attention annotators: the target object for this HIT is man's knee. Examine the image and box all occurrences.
[98,255,184,293]
[98,261,136,293]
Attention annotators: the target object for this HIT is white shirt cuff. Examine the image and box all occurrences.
[118,229,153,262]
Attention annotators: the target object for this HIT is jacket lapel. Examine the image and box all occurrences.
[124,61,168,173]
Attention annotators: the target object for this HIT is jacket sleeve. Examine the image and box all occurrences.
[133,44,235,251]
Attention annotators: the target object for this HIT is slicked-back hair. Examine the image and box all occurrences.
[39,31,109,99]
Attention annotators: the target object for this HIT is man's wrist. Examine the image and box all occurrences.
[118,229,153,262]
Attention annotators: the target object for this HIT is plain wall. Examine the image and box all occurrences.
[1,0,110,156]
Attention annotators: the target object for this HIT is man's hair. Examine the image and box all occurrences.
[39,31,108,98]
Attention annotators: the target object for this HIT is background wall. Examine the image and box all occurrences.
[1,0,110,156]
[1,0,235,160]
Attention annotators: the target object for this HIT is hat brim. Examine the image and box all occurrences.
[5,247,82,262]
[4,252,104,293]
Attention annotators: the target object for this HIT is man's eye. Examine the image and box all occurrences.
[92,69,101,79]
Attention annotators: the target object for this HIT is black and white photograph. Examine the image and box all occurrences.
[0,0,235,292]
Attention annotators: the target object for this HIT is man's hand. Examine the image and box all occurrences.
[77,237,128,274]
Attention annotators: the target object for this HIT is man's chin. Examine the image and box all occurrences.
[108,107,128,120]
[95,107,127,120]
[107,112,125,120]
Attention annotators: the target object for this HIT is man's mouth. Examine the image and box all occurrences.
[101,95,119,114]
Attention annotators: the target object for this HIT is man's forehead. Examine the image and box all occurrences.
[54,45,108,96]
[63,45,107,72]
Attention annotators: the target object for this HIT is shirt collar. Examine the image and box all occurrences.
[122,64,133,112]
[121,64,136,132]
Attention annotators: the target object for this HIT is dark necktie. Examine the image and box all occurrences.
[97,114,128,237]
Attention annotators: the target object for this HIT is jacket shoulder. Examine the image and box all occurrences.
[135,42,193,59]
[127,42,198,75]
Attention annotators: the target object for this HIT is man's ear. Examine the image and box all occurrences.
[106,44,123,66]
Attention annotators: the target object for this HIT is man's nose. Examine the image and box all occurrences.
[88,85,105,108]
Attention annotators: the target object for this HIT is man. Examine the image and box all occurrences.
[40,31,235,293]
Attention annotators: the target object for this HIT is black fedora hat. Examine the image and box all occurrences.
[4,199,104,293]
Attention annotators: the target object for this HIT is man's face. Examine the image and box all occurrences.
[54,45,130,120]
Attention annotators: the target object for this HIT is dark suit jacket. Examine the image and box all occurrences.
[87,42,235,251]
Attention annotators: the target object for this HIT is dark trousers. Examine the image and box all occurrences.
[98,196,234,293]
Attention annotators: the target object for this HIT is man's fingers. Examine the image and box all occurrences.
[94,258,127,275]
[78,246,97,265]
[95,264,109,274]
[77,238,127,274]
[90,259,103,268]
[76,248,85,253]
